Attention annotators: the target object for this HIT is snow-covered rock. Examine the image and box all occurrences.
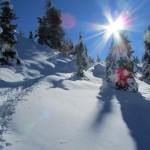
[93,63,105,78]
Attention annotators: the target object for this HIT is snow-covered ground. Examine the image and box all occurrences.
[0,34,150,150]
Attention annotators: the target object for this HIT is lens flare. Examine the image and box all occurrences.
[104,15,127,39]
[106,17,125,34]
[62,13,76,29]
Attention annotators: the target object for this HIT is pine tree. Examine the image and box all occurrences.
[142,26,150,84]
[36,17,47,45]
[36,0,65,50]
[68,40,75,54]
[61,39,75,54]
[106,31,138,92]
[76,33,89,77]
[96,53,101,63]
[29,31,33,40]
[88,56,95,66]
[0,0,20,65]
[106,36,117,82]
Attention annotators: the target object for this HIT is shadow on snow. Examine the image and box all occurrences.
[92,79,115,129]
[115,90,150,150]
[94,78,150,150]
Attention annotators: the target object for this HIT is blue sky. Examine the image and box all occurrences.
[11,0,150,61]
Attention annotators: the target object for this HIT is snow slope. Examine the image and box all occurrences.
[0,35,150,150]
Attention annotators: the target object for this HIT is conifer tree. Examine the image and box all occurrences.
[36,17,47,45]
[142,26,150,84]
[68,40,75,54]
[36,0,65,50]
[106,36,117,82]
[61,39,75,54]
[29,31,34,40]
[106,31,138,92]
[96,53,101,63]
[76,33,89,77]
[88,56,95,66]
[0,0,20,65]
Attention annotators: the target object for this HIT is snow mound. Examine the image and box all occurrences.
[92,63,105,78]
[0,33,76,82]
[0,67,24,82]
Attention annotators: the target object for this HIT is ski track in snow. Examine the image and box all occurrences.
[0,77,42,149]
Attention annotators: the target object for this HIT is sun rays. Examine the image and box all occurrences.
[85,13,130,56]
[83,0,149,57]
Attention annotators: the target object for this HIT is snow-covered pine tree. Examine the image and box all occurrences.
[142,26,150,84]
[106,36,116,82]
[61,39,75,54]
[29,31,34,40]
[61,40,69,52]
[76,33,89,77]
[88,56,95,66]
[0,0,20,65]
[106,31,138,92]
[36,0,65,50]
[68,40,75,55]
[96,53,101,63]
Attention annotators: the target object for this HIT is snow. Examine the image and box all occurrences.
[0,34,150,150]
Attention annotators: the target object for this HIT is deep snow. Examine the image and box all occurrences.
[0,34,150,150]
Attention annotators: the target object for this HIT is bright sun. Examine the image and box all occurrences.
[85,12,130,53]
[104,16,126,39]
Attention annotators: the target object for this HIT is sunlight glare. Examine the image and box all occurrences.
[105,16,125,39]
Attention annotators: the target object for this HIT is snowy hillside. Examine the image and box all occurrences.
[0,35,150,150]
